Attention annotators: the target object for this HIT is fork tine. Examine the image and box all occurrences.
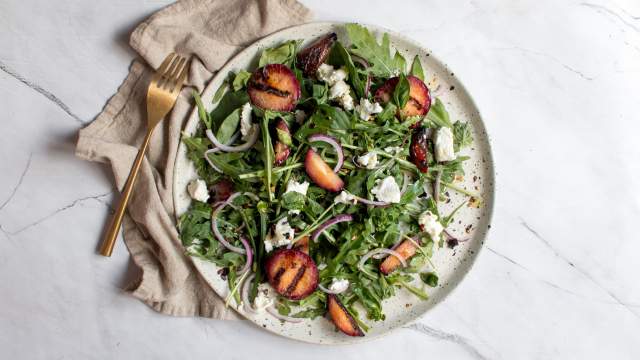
[164,56,186,89]
[151,53,176,85]
[169,58,189,93]
[157,55,182,88]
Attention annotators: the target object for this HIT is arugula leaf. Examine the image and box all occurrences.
[393,73,410,108]
[345,23,403,77]
[258,40,300,67]
[410,55,425,81]
[192,91,211,129]
[212,84,228,104]
[232,70,251,91]
[205,152,244,178]
[453,121,473,152]
[216,108,240,144]
[393,52,407,74]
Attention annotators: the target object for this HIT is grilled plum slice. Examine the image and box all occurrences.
[304,149,344,192]
[273,119,291,166]
[248,64,301,111]
[208,179,234,203]
[297,33,337,76]
[409,127,431,173]
[327,294,364,337]
[293,235,310,254]
[375,75,431,118]
[379,240,418,275]
[265,249,318,300]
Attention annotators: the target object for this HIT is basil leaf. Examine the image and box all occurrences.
[216,108,240,144]
[232,70,251,91]
[420,272,438,287]
[393,73,410,108]
[258,40,300,67]
[210,90,249,129]
[425,98,452,128]
[410,55,425,81]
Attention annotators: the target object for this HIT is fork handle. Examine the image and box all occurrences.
[99,128,154,257]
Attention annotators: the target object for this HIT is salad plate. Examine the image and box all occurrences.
[173,22,494,344]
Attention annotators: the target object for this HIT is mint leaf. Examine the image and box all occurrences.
[280,191,306,211]
[453,121,473,152]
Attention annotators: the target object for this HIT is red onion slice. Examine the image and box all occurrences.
[364,72,372,98]
[266,306,303,323]
[351,54,370,69]
[238,236,252,275]
[318,283,348,295]
[211,192,260,254]
[308,134,344,172]
[205,124,259,152]
[241,273,257,313]
[311,214,353,242]
[358,248,407,271]
[354,196,389,207]
[204,132,240,173]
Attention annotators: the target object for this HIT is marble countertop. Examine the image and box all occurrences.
[1,0,639,358]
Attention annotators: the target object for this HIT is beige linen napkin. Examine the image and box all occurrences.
[76,0,312,319]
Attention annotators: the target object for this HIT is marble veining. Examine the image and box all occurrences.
[1,0,639,358]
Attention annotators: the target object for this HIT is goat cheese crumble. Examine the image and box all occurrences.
[355,98,383,121]
[434,126,456,162]
[264,217,295,252]
[328,278,349,293]
[285,179,309,196]
[187,179,209,203]
[239,102,253,140]
[371,176,401,203]
[357,152,378,169]
[418,210,444,242]
[334,191,358,205]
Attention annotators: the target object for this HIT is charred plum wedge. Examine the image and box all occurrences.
[327,294,365,337]
[208,179,234,203]
[304,149,344,192]
[248,64,301,111]
[375,75,431,118]
[273,119,291,166]
[379,240,418,275]
[296,33,337,76]
[409,126,431,173]
[265,248,319,300]
[293,235,310,254]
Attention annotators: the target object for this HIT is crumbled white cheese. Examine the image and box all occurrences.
[371,176,401,203]
[418,210,444,242]
[295,109,306,124]
[328,278,349,293]
[253,283,275,312]
[434,127,456,162]
[239,102,253,140]
[284,179,309,196]
[186,238,203,253]
[334,191,358,205]
[187,179,209,203]
[317,263,327,270]
[384,146,403,155]
[316,64,348,86]
[328,80,354,111]
[355,98,383,121]
[357,152,378,169]
[288,209,301,216]
[264,217,295,252]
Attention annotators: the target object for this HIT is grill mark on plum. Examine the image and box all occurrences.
[284,265,307,296]
[250,81,291,97]
[272,267,286,287]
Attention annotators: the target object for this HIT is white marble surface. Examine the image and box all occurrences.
[1,0,639,358]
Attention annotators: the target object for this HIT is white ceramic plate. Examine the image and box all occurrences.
[173,22,494,344]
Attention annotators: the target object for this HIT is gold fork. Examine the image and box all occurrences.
[100,53,189,257]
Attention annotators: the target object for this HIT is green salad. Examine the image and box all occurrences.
[179,24,477,337]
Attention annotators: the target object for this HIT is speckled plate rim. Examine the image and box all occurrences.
[172,21,495,345]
